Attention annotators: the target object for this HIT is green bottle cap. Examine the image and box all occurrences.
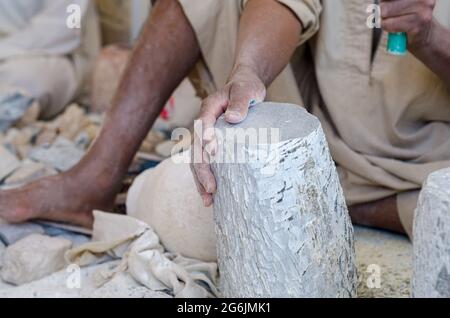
[387,32,407,56]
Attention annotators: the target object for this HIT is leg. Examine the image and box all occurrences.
[348,195,406,234]
[0,0,200,227]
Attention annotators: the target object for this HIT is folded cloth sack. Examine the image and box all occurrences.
[0,85,34,132]
[65,211,219,298]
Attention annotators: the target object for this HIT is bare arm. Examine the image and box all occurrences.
[193,0,302,206]
[234,0,302,87]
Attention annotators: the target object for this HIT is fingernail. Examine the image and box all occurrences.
[225,111,244,123]
[204,183,213,194]
[202,195,211,207]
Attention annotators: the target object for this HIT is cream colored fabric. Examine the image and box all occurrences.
[178,0,450,230]
[66,211,219,298]
[0,0,101,118]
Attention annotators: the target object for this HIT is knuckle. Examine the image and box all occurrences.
[419,10,432,24]
[380,3,389,18]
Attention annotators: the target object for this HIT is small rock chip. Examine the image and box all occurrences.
[0,223,45,245]
[35,127,58,146]
[0,234,72,285]
[29,137,85,171]
[140,130,166,154]
[14,101,41,128]
[54,104,90,140]
[4,160,56,186]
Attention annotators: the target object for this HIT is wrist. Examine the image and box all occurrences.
[410,19,441,57]
[229,63,267,86]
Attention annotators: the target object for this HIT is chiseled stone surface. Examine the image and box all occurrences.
[211,102,357,298]
[1,234,72,286]
[412,168,450,298]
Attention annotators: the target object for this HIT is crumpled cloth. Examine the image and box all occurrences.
[0,84,34,132]
[65,211,219,298]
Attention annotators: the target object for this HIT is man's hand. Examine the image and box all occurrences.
[191,65,266,207]
[380,0,437,49]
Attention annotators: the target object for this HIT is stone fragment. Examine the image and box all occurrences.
[0,145,20,181]
[0,234,72,285]
[29,137,85,171]
[73,131,91,150]
[54,104,90,140]
[211,102,357,298]
[4,160,56,186]
[2,126,40,159]
[35,126,58,146]
[0,87,34,133]
[0,223,45,245]
[84,124,101,143]
[139,130,166,154]
[4,126,39,148]
[14,101,41,128]
[412,168,450,298]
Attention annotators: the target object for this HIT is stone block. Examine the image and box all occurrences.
[412,168,450,298]
[1,234,72,285]
[0,222,45,245]
[211,102,357,298]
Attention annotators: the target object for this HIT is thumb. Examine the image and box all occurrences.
[225,81,265,124]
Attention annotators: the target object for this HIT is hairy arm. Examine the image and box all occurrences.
[234,0,303,87]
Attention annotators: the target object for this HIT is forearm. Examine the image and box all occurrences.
[412,20,450,88]
[232,0,302,86]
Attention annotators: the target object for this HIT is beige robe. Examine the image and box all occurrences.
[0,0,101,118]
[178,0,450,235]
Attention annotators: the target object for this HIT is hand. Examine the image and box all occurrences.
[191,65,266,207]
[380,0,437,49]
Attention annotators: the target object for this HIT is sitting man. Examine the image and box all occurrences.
[0,0,449,240]
[0,0,100,129]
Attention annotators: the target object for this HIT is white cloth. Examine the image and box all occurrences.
[65,211,219,298]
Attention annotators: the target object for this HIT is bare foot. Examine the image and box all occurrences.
[0,168,119,228]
